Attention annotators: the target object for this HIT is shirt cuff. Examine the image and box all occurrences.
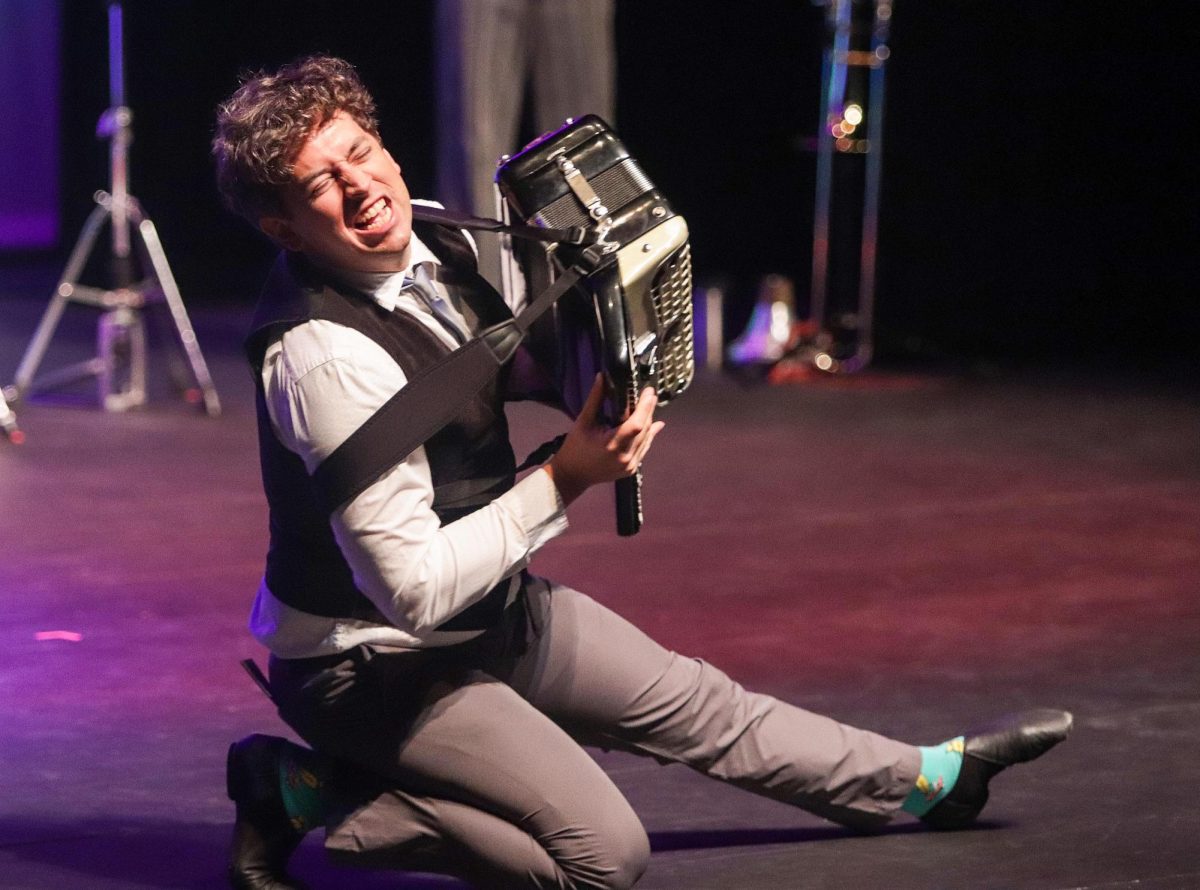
[502,465,569,554]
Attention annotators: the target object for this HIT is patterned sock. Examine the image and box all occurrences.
[277,742,329,833]
[901,736,965,816]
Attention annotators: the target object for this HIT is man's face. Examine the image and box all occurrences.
[261,112,413,273]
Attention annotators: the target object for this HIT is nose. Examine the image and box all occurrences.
[338,163,370,195]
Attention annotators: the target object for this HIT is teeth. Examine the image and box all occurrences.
[355,198,388,229]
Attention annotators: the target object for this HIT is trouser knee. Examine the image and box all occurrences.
[564,818,649,890]
[608,820,650,890]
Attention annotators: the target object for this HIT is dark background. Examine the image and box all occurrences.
[20,1,1199,368]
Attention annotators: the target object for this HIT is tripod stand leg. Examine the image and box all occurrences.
[131,209,221,417]
[146,301,195,394]
[10,202,110,398]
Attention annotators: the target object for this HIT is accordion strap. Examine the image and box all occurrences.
[410,204,595,247]
[312,249,606,515]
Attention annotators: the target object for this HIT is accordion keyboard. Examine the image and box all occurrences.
[648,243,694,405]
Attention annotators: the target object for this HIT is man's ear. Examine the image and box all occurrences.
[259,216,304,251]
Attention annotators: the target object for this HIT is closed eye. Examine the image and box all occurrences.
[307,176,332,200]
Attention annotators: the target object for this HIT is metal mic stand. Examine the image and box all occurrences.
[2,2,219,416]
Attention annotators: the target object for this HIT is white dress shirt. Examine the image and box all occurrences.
[250,208,568,658]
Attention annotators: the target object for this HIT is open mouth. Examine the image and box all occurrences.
[353,196,392,232]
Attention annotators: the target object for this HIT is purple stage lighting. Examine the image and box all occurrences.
[0,0,61,250]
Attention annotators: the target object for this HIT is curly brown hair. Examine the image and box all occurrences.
[213,55,381,223]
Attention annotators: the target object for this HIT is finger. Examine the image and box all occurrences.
[631,386,658,422]
[616,415,662,468]
[613,389,657,443]
[617,386,654,423]
[632,420,665,466]
[577,373,607,427]
[610,417,648,455]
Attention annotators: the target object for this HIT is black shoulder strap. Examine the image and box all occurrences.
[411,204,594,247]
[311,245,609,515]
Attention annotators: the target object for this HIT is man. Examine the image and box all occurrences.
[212,55,1071,890]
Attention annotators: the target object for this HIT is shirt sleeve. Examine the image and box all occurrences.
[263,318,568,634]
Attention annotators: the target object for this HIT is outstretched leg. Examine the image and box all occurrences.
[502,580,1068,832]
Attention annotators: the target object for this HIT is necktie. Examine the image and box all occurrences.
[402,263,466,346]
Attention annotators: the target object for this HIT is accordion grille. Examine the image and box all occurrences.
[533,159,655,229]
[650,243,695,404]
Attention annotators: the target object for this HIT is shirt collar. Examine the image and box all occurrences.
[321,234,441,313]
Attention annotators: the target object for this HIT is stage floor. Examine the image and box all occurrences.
[2,285,1198,889]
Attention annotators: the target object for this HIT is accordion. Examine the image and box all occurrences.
[495,115,695,535]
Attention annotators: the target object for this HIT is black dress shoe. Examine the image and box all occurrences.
[922,708,1073,830]
[227,734,311,890]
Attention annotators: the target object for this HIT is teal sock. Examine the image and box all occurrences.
[277,743,329,833]
[901,736,965,816]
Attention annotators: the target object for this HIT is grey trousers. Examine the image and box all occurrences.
[434,0,617,284]
[268,579,920,889]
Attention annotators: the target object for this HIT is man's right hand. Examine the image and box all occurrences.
[544,375,665,506]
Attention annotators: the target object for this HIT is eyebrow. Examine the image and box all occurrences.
[296,137,368,190]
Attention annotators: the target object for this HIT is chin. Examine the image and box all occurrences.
[351,226,408,256]
[384,231,413,262]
